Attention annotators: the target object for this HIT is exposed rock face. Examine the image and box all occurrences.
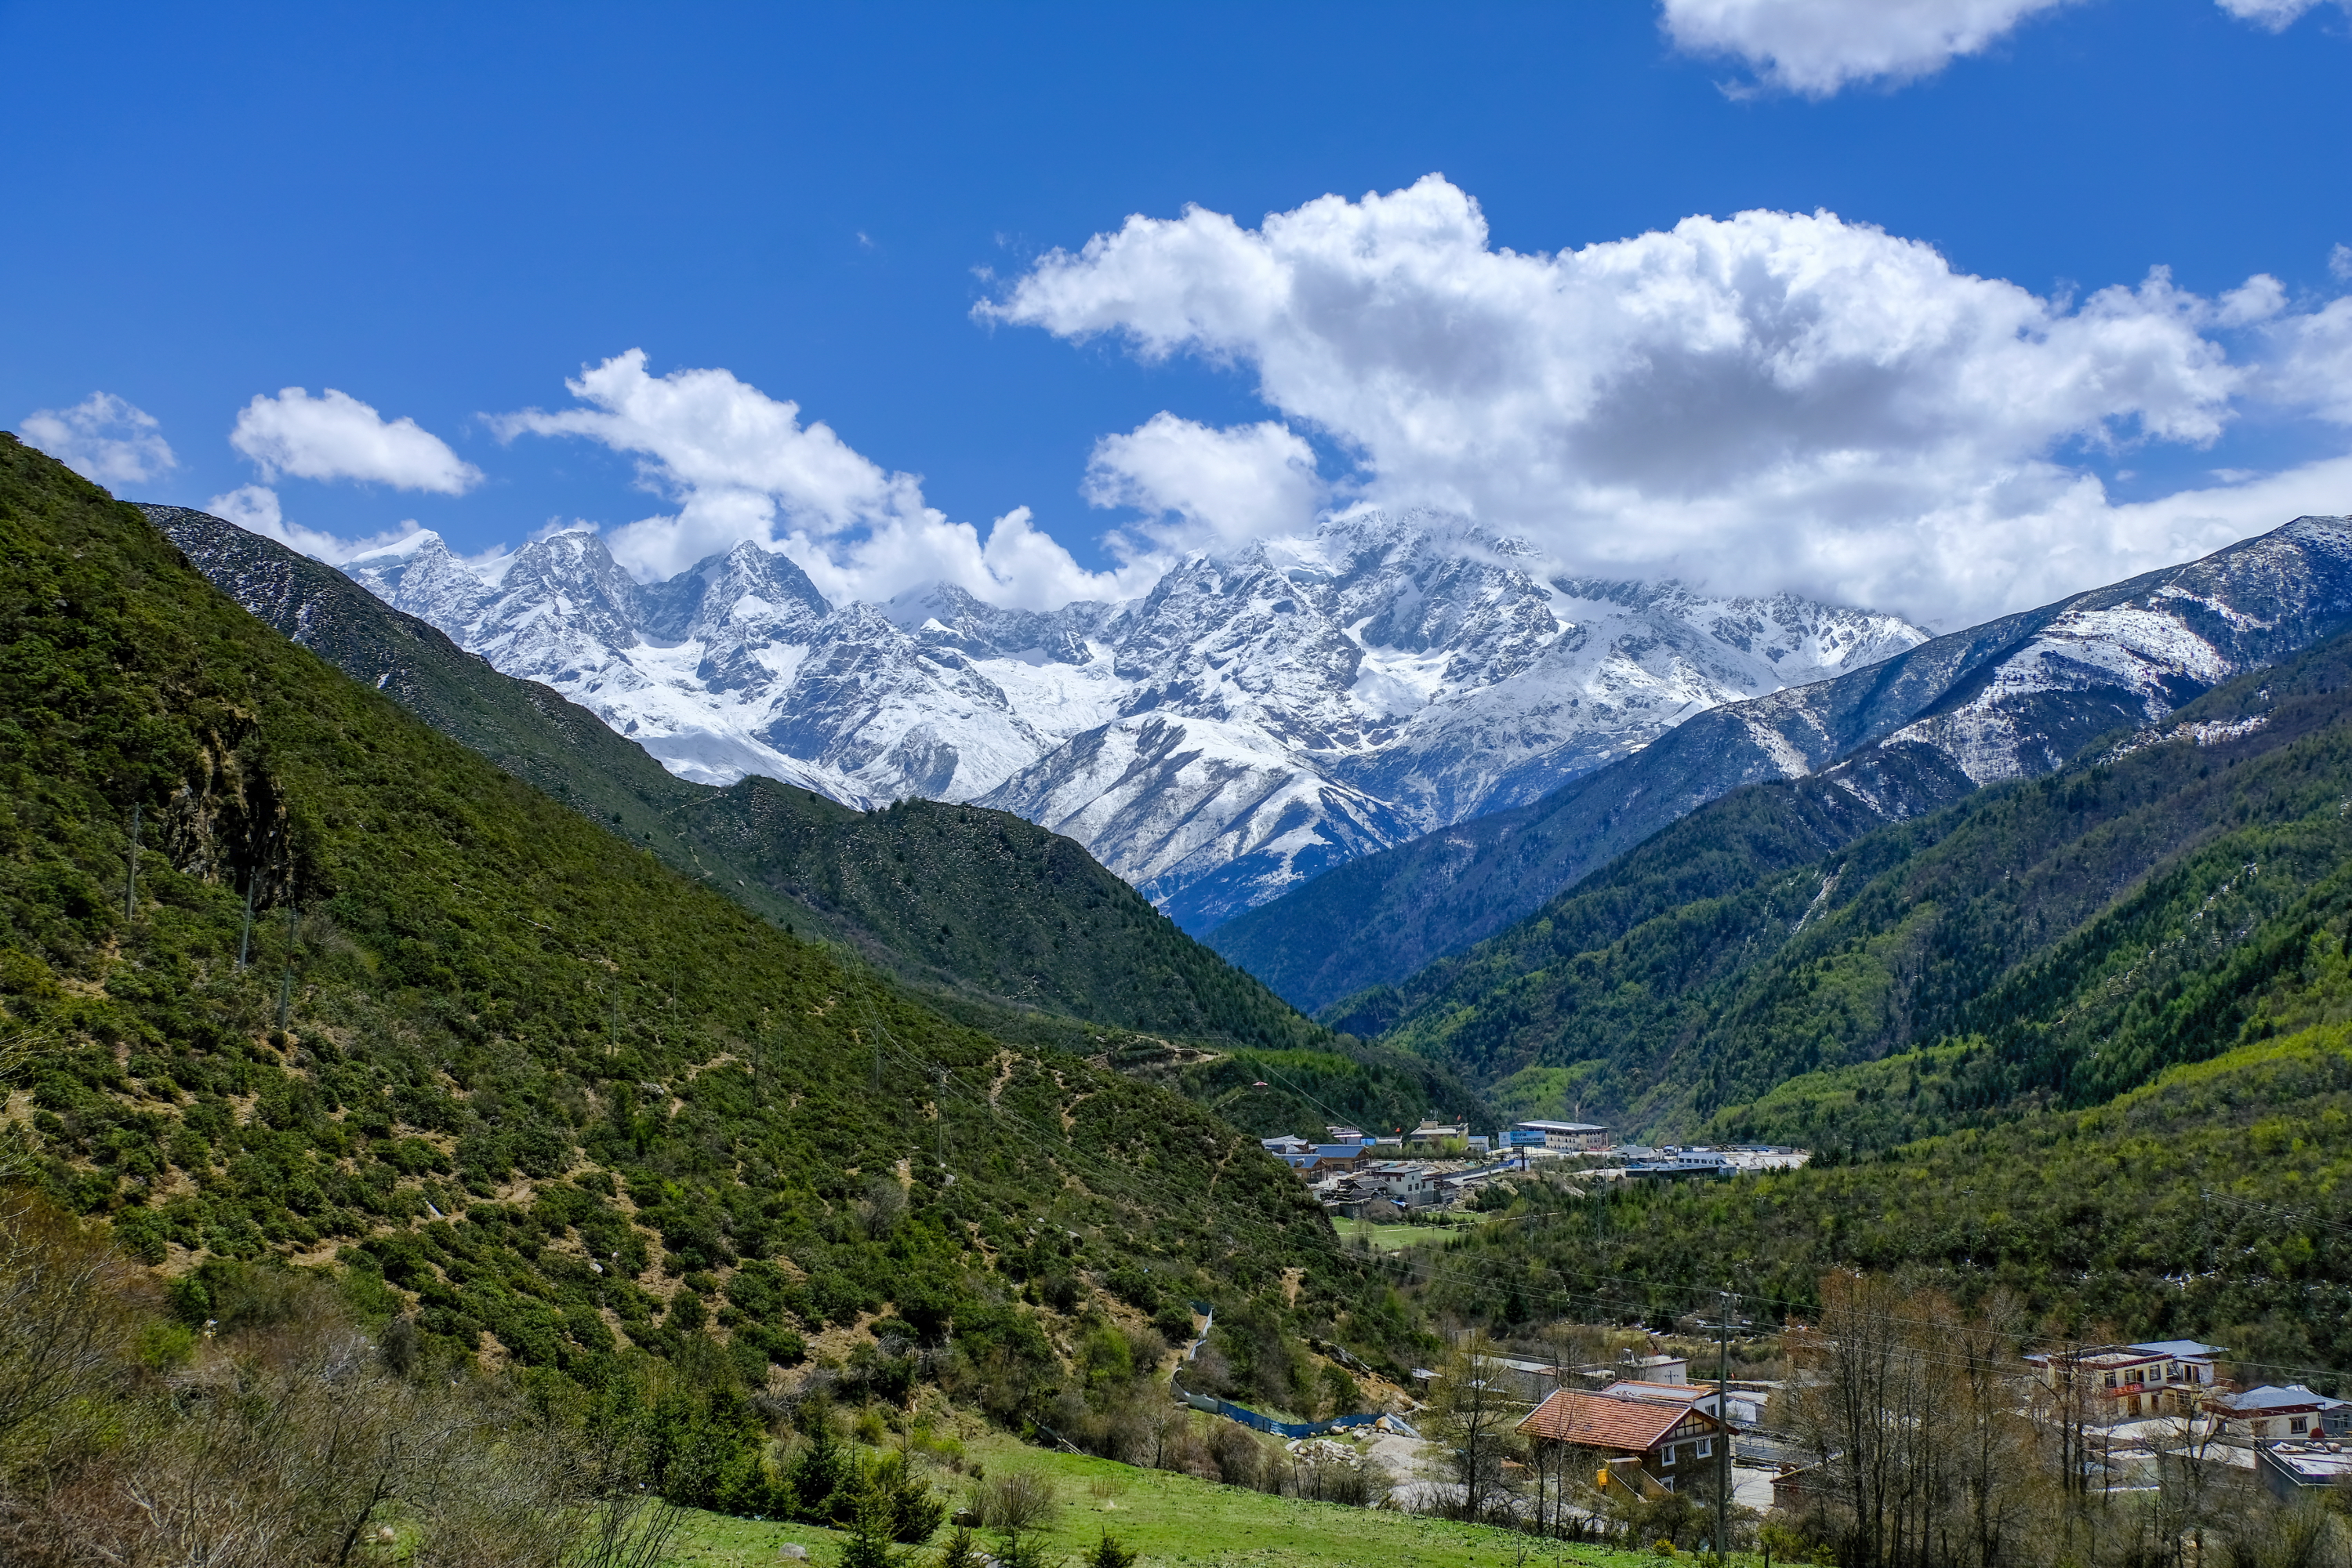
[307,510,1922,927]
[1206,516,2352,1012]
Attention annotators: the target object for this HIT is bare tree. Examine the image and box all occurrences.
[1430,1329,1520,1523]
[971,1468,1061,1565]
[0,1194,136,1466]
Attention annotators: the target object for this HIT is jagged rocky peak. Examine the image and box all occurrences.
[314,506,1928,926]
[645,538,833,645]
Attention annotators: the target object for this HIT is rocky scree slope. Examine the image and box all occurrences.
[151,504,1483,1136]
[337,511,1921,929]
[2,435,1405,1400]
[1218,515,2352,1014]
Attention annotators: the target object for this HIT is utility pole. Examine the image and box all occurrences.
[124,802,140,920]
[276,900,298,1032]
[1717,1288,1731,1566]
[935,1066,951,1171]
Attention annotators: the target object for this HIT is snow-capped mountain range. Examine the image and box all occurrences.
[1209,513,2352,1013]
[339,511,1926,928]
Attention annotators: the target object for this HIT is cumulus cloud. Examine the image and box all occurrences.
[493,350,1155,608]
[20,393,176,488]
[1664,0,2341,95]
[1661,0,2074,95]
[984,173,2352,628]
[205,483,418,566]
[2259,297,2352,427]
[230,387,481,493]
[1081,414,1325,551]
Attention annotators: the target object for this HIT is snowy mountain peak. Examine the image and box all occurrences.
[332,509,1926,926]
[343,531,492,633]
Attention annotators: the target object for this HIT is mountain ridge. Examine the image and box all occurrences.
[0,434,1400,1427]
[336,510,1923,927]
[145,503,1487,1138]
[1210,514,2352,1013]
[1368,618,2352,1144]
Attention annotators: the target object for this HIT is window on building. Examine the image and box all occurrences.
[2291,1417,2309,1435]
[1661,1446,1675,1466]
[1696,1438,1713,1458]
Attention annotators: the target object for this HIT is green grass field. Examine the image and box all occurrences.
[1329,1218,1470,1250]
[659,1433,1755,1568]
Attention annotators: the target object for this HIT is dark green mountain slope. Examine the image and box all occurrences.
[1406,1022,2352,1385]
[1377,629,2352,1135]
[0,437,1413,1406]
[146,506,1478,1135]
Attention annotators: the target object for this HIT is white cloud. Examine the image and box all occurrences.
[2213,0,2325,27]
[984,174,2352,629]
[2259,297,2352,427]
[205,483,417,566]
[230,387,481,493]
[2331,245,2352,283]
[2216,274,2286,327]
[20,393,176,488]
[494,350,1152,608]
[1081,414,1325,551]
[1661,0,2074,95]
[1664,0,2341,96]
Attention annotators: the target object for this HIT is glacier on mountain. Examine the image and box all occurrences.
[339,510,1926,927]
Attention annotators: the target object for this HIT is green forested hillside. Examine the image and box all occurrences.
[1409,1022,2352,1389]
[151,506,1479,1134]
[1372,630,2352,1138]
[0,437,1415,1418]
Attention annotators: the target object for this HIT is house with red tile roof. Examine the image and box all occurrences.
[1517,1386,1730,1495]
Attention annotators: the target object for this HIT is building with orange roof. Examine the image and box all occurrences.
[1517,1386,1730,1495]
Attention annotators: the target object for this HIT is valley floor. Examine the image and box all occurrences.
[659,1432,1752,1568]
[1327,1218,1470,1250]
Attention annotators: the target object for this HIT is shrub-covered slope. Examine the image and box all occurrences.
[1370,630,2352,1138]
[147,505,1482,1134]
[0,436,1410,1400]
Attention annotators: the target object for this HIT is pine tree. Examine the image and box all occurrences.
[1086,1531,1138,1568]
[931,1526,985,1568]
[835,1470,898,1568]
[787,1398,849,1523]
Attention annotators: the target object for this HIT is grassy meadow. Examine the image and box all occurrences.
[1329,1218,1471,1250]
[661,1432,1749,1568]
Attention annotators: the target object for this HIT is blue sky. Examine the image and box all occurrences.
[5,0,2349,628]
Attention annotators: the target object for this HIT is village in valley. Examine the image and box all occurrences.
[1261,1118,1811,1221]
[1248,1122,2352,1530]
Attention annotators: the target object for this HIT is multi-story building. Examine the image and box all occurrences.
[1512,1120,1610,1152]
[2024,1339,2227,1420]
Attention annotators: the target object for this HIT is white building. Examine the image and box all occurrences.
[2209,1385,2350,1441]
[1512,1120,1610,1152]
